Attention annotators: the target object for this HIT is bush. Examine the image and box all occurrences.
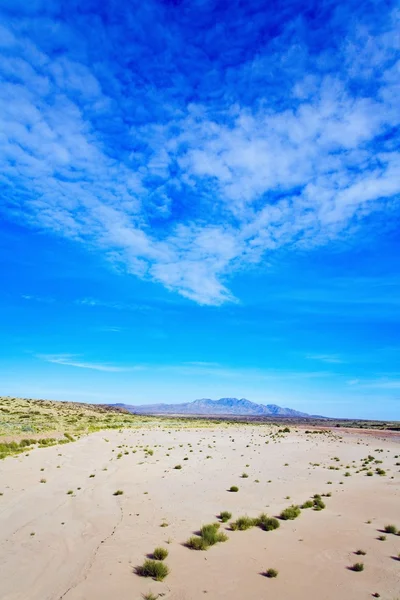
[229,486,239,492]
[256,513,280,531]
[280,505,301,520]
[219,511,232,523]
[265,568,278,578]
[152,547,168,560]
[174,465,182,470]
[186,536,209,550]
[200,523,227,545]
[113,490,124,496]
[137,559,169,581]
[301,500,313,509]
[384,524,397,534]
[355,549,366,555]
[186,523,228,550]
[350,562,364,572]
[313,497,325,510]
[231,516,256,531]
[241,472,249,478]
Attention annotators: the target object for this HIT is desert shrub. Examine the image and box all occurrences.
[186,536,209,550]
[229,486,239,492]
[219,511,232,523]
[200,523,227,545]
[152,547,168,560]
[265,568,278,578]
[174,465,182,470]
[256,514,280,531]
[378,535,386,541]
[231,516,256,531]
[313,497,325,510]
[137,559,169,581]
[350,562,364,572]
[142,593,158,600]
[301,500,313,509]
[241,472,249,478]
[113,490,124,496]
[384,524,397,534]
[67,490,73,495]
[187,523,227,550]
[355,549,366,555]
[280,505,301,520]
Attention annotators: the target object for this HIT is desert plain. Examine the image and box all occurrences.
[0,400,399,600]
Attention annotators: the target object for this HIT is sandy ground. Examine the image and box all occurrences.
[0,425,399,600]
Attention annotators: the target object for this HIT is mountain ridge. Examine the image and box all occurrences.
[111,397,314,417]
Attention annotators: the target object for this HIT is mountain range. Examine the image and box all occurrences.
[112,397,313,417]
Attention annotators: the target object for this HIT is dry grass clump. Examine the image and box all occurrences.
[136,560,169,581]
[186,523,228,550]
[280,505,301,520]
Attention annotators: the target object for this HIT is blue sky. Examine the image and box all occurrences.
[1,0,399,419]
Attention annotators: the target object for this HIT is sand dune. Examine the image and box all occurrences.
[0,425,399,600]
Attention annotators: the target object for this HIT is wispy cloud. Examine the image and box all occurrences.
[306,354,344,364]
[37,353,331,380]
[38,354,140,372]
[1,3,399,304]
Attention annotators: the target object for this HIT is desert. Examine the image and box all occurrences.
[0,398,399,600]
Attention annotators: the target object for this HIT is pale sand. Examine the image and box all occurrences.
[0,425,399,600]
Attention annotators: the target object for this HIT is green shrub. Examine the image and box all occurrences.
[174,465,182,470]
[231,516,256,531]
[301,500,313,509]
[350,562,364,572]
[186,536,209,550]
[219,511,232,523]
[186,523,228,550]
[229,486,239,492]
[355,549,366,555]
[137,559,169,581]
[200,523,227,545]
[113,490,124,496]
[142,593,158,600]
[313,497,325,510]
[152,547,168,560]
[256,514,280,531]
[265,568,278,578]
[384,524,397,534]
[280,505,301,520]
[378,535,386,541]
[241,472,249,478]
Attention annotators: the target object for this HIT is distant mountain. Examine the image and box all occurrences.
[112,397,311,417]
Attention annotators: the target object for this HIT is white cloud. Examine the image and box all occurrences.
[38,354,139,372]
[306,354,344,364]
[1,14,399,305]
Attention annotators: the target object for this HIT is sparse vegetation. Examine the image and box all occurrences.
[280,505,301,520]
[350,562,364,572]
[219,511,232,523]
[384,524,397,534]
[137,559,169,581]
[265,568,278,578]
[186,523,228,550]
[256,513,280,531]
[113,490,124,496]
[152,547,168,560]
[229,486,239,492]
[231,516,256,531]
